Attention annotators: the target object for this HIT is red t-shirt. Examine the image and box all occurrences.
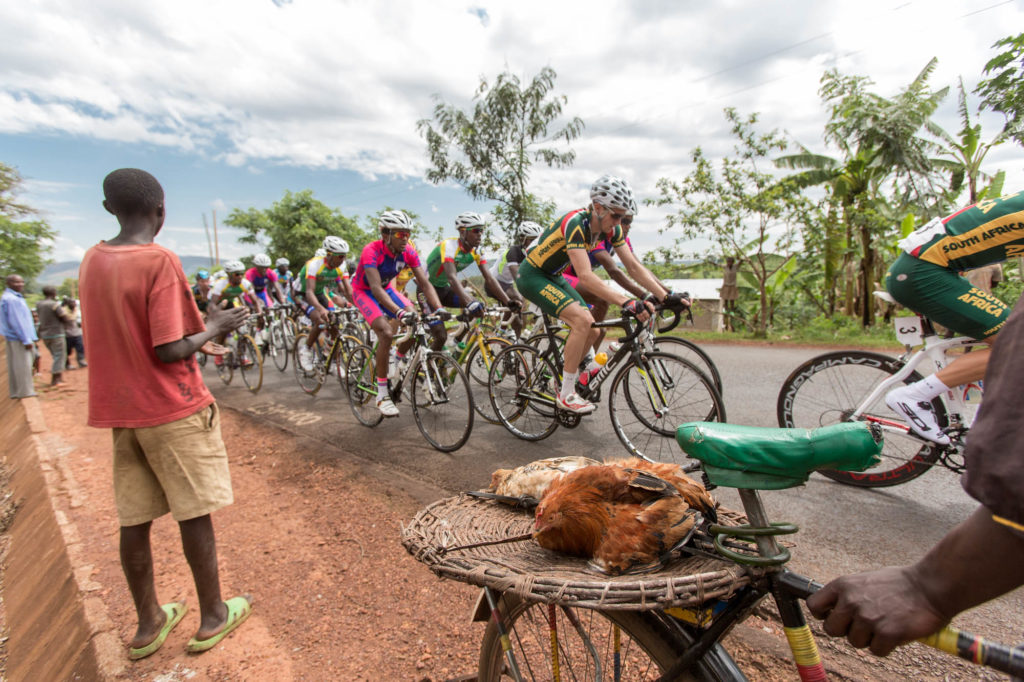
[80,242,213,428]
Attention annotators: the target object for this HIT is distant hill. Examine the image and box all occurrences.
[38,255,217,285]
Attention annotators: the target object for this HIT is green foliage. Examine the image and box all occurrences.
[57,278,78,300]
[0,163,55,285]
[976,32,1024,148]
[653,108,813,336]
[417,67,582,241]
[931,78,1006,203]
[224,189,374,268]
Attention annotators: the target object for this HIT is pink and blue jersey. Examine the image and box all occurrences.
[353,240,421,291]
[245,267,279,306]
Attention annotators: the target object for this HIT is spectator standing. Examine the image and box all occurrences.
[79,168,252,660]
[719,257,740,332]
[1,274,38,398]
[62,298,86,369]
[35,285,70,387]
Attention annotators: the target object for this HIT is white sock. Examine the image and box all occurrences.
[901,375,950,402]
[561,372,578,399]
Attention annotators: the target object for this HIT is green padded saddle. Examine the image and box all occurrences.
[675,421,883,490]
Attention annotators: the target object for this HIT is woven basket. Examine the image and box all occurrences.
[402,494,761,611]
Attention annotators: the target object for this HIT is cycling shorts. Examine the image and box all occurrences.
[254,289,274,308]
[352,286,411,326]
[885,252,1010,339]
[515,261,586,318]
[303,292,336,318]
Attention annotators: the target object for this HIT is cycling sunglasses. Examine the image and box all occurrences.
[387,229,412,239]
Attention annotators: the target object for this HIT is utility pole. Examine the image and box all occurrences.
[213,209,220,266]
[202,213,214,268]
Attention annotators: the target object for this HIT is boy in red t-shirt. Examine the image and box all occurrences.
[79,168,253,659]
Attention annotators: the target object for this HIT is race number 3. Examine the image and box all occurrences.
[894,316,923,346]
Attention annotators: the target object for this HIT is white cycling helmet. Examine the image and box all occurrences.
[275,257,290,267]
[378,210,413,232]
[315,248,327,258]
[253,253,272,267]
[516,221,544,240]
[322,235,350,254]
[455,211,486,230]
[589,174,634,213]
[224,260,246,274]
[627,197,638,217]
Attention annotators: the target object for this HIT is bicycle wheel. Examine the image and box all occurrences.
[195,350,207,368]
[777,350,944,487]
[410,351,474,452]
[216,349,234,385]
[282,316,298,348]
[333,334,364,389]
[477,593,742,682]
[269,322,289,371]
[610,352,725,463]
[652,336,723,396]
[488,344,560,441]
[292,333,326,395]
[345,343,383,427]
[464,336,511,424]
[238,335,263,393]
[524,329,567,362]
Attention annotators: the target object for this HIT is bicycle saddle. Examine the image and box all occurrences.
[675,422,883,490]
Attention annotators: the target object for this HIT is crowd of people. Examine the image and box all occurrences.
[1,167,1021,671]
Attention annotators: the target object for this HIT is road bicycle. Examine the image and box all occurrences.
[344,311,474,452]
[402,420,1024,681]
[446,306,515,424]
[776,291,986,487]
[487,306,725,463]
[255,304,298,372]
[215,316,263,393]
[292,309,365,395]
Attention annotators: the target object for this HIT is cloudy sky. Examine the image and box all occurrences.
[2,0,1022,267]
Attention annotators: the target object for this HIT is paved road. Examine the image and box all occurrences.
[208,341,1022,650]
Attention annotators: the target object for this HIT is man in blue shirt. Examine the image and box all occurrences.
[1,274,39,398]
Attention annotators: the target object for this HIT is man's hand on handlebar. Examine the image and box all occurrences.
[622,298,653,322]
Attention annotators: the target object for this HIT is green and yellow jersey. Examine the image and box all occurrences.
[425,237,486,288]
[525,209,626,276]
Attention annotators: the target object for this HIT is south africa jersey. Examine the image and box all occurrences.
[525,209,627,276]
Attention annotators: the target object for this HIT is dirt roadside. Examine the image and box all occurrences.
[8,359,1001,681]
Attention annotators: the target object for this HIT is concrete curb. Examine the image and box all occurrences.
[3,355,121,680]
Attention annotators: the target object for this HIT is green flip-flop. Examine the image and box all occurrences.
[186,595,253,653]
[129,601,188,661]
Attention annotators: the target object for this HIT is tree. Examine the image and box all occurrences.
[224,189,374,268]
[976,32,1024,148]
[775,60,951,327]
[932,78,1006,203]
[417,67,582,240]
[0,163,56,285]
[653,109,812,337]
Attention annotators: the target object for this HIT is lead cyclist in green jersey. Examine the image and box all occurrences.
[515,174,669,414]
[884,191,1024,444]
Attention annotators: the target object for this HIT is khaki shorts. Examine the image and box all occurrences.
[112,402,233,526]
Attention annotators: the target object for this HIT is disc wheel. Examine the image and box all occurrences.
[238,335,263,393]
[345,343,383,427]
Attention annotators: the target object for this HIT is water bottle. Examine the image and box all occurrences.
[594,352,608,366]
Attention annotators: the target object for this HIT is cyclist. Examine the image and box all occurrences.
[274,257,295,304]
[516,175,667,414]
[192,269,211,315]
[808,295,1024,656]
[352,210,448,417]
[423,211,521,348]
[884,191,1024,444]
[492,221,543,337]
[563,202,686,385]
[208,260,262,362]
[295,236,354,372]
[245,253,285,308]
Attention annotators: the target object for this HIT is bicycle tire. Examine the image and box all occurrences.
[270,322,289,372]
[410,351,474,452]
[776,350,945,487]
[216,349,234,385]
[610,352,726,463]
[345,343,383,427]
[477,593,743,682]
[293,333,326,395]
[333,334,363,389]
[652,336,724,396]
[524,329,567,361]
[282,316,299,349]
[238,335,263,393]
[487,344,560,441]
[464,336,511,424]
